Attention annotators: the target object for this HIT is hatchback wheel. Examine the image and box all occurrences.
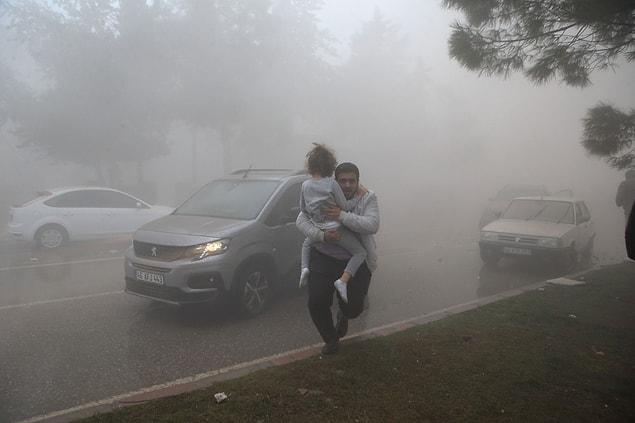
[480,248,501,267]
[234,264,271,317]
[557,247,578,273]
[581,237,594,263]
[35,225,68,249]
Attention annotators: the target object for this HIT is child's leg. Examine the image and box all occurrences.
[301,237,312,270]
[299,238,312,288]
[333,229,367,303]
[337,229,367,281]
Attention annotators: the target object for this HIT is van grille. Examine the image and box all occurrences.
[133,241,187,261]
[132,262,171,273]
[126,278,215,303]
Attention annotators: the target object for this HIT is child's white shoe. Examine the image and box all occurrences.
[299,268,310,288]
[334,279,348,303]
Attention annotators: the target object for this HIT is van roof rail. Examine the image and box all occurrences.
[229,168,305,176]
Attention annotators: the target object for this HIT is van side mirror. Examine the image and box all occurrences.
[280,206,301,224]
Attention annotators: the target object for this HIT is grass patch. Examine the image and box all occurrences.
[82,262,635,422]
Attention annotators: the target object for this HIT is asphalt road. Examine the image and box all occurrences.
[0,233,614,423]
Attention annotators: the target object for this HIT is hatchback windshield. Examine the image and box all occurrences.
[502,199,574,224]
[174,180,280,220]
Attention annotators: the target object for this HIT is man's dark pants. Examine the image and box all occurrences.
[308,248,371,343]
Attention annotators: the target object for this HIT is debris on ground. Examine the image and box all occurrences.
[591,346,606,356]
[548,278,586,286]
[214,392,229,403]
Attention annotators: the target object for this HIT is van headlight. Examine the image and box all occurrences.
[185,239,230,261]
[480,231,498,241]
[537,237,560,248]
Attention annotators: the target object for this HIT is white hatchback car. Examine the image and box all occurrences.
[479,197,595,271]
[8,187,173,248]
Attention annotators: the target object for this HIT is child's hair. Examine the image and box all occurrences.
[306,143,337,177]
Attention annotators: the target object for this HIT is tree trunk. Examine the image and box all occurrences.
[219,127,234,174]
[136,161,144,185]
[191,128,198,184]
[221,137,232,174]
[106,162,121,188]
[94,162,106,185]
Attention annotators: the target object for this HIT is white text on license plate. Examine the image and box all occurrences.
[503,247,532,256]
[136,270,164,285]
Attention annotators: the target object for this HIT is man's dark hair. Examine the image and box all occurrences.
[335,162,359,180]
[306,143,337,177]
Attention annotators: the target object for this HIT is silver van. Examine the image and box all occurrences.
[124,169,307,316]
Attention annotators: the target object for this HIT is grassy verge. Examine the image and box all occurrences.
[83,262,635,422]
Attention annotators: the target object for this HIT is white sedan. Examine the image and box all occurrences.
[8,187,173,248]
[479,197,595,271]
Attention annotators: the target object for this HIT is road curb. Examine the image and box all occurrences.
[19,266,600,423]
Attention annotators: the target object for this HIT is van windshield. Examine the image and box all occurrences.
[174,180,280,220]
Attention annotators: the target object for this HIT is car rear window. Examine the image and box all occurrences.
[14,191,53,207]
[174,180,280,220]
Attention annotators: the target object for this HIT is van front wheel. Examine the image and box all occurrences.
[233,264,271,317]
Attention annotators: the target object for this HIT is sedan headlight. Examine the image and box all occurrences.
[185,239,230,261]
[537,237,561,248]
[480,231,498,241]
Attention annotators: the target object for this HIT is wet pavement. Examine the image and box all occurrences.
[0,233,619,422]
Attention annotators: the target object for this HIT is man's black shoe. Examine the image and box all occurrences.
[321,339,339,355]
[335,309,348,339]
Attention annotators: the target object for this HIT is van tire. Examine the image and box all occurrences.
[232,262,272,317]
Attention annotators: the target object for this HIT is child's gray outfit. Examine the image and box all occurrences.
[299,177,367,277]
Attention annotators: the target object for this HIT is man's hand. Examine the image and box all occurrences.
[323,203,342,221]
[324,229,341,243]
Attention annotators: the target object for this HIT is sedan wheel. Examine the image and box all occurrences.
[36,226,67,249]
[236,265,271,317]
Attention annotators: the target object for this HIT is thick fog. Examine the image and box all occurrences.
[3,0,631,261]
[2,2,635,421]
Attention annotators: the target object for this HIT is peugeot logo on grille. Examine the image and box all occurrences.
[515,237,521,243]
[151,246,158,257]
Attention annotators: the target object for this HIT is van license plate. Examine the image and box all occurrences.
[136,270,164,285]
[503,247,531,256]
